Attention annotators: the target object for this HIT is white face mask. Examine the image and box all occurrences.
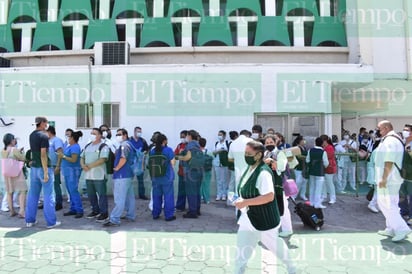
[403,130,410,139]
[251,133,259,140]
[116,135,123,143]
[343,135,350,140]
[89,135,97,143]
[102,131,108,138]
[181,138,186,143]
[135,132,142,138]
[185,137,190,143]
[218,135,224,141]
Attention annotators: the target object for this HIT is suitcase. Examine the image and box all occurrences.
[289,198,324,231]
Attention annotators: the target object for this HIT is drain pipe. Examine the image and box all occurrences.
[88,56,94,128]
[404,0,412,80]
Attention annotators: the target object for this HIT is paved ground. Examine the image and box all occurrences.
[0,190,411,274]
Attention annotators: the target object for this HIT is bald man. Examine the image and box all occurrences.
[375,120,411,242]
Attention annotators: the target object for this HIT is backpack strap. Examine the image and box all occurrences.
[384,134,405,173]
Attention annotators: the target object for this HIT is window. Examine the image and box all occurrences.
[77,103,92,128]
[102,103,120,128]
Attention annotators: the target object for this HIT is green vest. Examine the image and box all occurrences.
[238,162,280,231]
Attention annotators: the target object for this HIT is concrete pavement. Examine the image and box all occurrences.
[0,192,411,274]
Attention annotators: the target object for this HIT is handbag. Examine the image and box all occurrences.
[1,149,23,177]
[283,177,298,197]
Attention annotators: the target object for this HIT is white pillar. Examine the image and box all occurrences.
[153,0,164,17]
[47,0,59,22]
[209,0,220,16]
[11,23,36,52]
[99,0,111,19]
[233,17,250,46]
[62,20,89,50]
[116,19,144,48]
[286,16,314,47]
[319,0,331,16]
[0,0,9,24]
[171,17,201,47]
[265,0,276,16]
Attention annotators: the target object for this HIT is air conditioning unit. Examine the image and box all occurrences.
[0,57,10,67]
[94,42,130,65]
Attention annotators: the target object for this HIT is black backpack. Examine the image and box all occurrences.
[147,150,168,178]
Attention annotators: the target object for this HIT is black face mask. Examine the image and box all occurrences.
[375,129,381,138]
[265,145,275,152]
[245,155,257,166]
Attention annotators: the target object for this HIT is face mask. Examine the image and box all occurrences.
[343,135,349,140]
[180,138,186,143]
[403,130,410,139]
[265,145,275,152]
[65,136,70,142]
[303,140,307,145]
[102,131,108,138]
[185,137,190,143]
[245,155,257,166]
[116,135,123,143]
[135,132,142,138]
[89,135,96,143]
[251,133,259,140]
[45,123,49,130]
[218,135,224,141]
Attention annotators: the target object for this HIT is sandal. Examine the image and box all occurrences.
[17,214,25,219]
[9,212,17,217]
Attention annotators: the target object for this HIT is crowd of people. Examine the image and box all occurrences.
[1,116,412,273]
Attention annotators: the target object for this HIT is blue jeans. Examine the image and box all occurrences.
[136,173,146,197]
[110,177,135,224]
[86,179,108,214]
[25,167,57,226]
[175,175,186,210]
[185,169,202,215]
[63,167,83,214]
[152,178,175,219]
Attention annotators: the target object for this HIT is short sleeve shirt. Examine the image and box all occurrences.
[149,146,175,182]
[375,132,404,183]
[48,136,64,166]
[61,143,81,168]
[113,141,133,179]
[29,130,50,168]
[81,141,109,180]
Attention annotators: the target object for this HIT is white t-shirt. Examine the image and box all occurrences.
[374,131,404,184]
[228,135,253,184]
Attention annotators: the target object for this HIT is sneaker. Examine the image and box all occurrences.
[103,221,119,227]
[368,204,379,213]
[377,229,395,237]
[1,207,9,212]
[315,205,327,209]
[46,221,61,229]
[96,214,109,223]
[392,230,412,242]
[86,212,100,219]
[215,196,221,201]
[26,221,38,228]
[328,200,336,205]
[74,213,84,219]
[183,213,198,219]
[63,211,76,216]
[221,196,227,201]
[279,231,293,238]
[407,219,412,226]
